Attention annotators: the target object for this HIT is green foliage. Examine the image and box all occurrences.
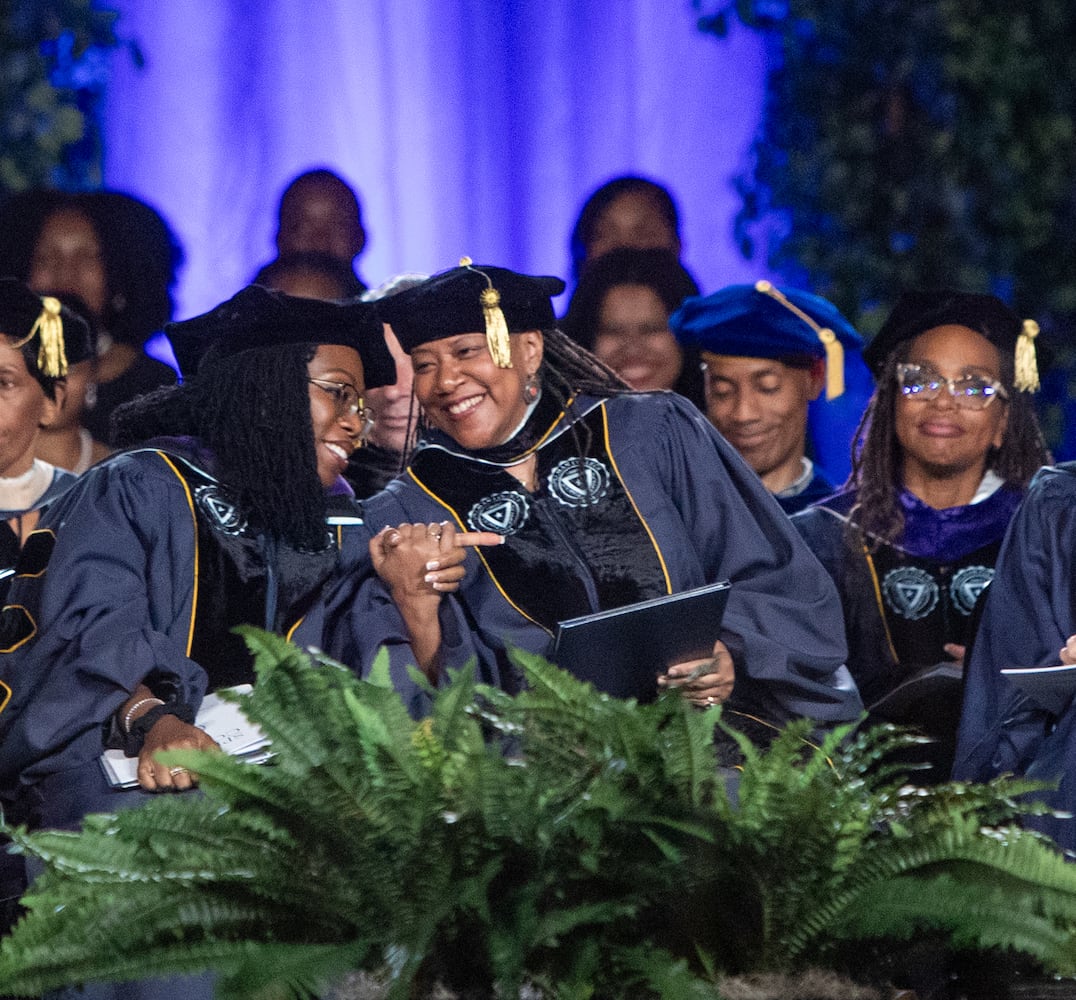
[2,631,1076,998]
[696,0,1076,333]
[0,0,123,193]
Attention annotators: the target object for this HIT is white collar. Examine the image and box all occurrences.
[970,469,1005,504]
[0,459,54,512]
[775,457,814,499]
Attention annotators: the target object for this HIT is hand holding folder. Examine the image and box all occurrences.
[553,580,732,702]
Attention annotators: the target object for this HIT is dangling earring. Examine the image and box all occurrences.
[522,373,540,404]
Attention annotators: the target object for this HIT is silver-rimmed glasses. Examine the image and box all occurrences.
[896,364,1008,410]
[308,378,375,437]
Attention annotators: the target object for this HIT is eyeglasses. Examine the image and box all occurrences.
[308,378,375,436]
[896,364,1008,410]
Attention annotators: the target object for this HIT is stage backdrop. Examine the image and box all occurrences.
[100,0,767,320]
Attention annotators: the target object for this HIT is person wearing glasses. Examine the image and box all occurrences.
[792,290,1048,774]
[0,286,409,827]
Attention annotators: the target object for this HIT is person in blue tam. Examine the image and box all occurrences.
[792,290,1049,777]
[309,259,862,733]
[670,281,865,514]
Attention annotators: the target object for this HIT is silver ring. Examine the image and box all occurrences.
[706,696,717,706]
[169,767,188,776]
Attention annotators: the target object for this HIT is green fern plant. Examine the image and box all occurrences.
[2,631,1076,999]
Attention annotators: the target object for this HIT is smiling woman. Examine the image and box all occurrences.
[0,284,406,994]
[561,247,703,405]
[309,261,863,732]
[792,290,1050,776]
[0,286,402,995]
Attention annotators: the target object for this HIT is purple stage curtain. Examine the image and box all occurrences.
[101,0,767,319]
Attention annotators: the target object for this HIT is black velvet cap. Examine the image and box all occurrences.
[377,262,566,354]
[0,277,94,375]
[166,284,395,388]
[865,290,1024,375]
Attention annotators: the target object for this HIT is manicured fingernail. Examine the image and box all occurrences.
[426,560,440,571]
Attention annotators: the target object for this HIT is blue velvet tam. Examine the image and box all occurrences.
[378,260,565,357]
[669,281,863,399]
[670,281,863,359]
[166,284,394,388]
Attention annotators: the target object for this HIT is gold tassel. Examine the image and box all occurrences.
[460,257,512,368]
[754,280,844,399]
[817,328,845,400]
[8,296,68,377]
[1014,319,1040,393]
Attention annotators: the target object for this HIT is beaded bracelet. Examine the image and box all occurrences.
[121,700,196,757]
[122,697,164,735]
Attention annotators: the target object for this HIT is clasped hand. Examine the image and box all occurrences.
[657,638,735,708]
[370,521,503,599]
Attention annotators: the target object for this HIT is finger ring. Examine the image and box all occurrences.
[169,767,188,776]
[706,696,717,706]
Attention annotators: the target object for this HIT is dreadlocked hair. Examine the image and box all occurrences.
[848,346,1050,547]
[112,342,329,552]
[539,328,635,499]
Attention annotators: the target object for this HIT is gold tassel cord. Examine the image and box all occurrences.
[754,280,844,399]
[7,296,68,377]
[1015,319,1040,393]
[818,328,845,401]
[460,257,513,368]
[480,287,512,368]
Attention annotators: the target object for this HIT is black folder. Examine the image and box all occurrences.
[553,580,731,701]
[1001,663,1076,716]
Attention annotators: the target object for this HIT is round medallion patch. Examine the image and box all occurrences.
[467,490,531,535]
[547,457,611,508]
[949,565,994,616]
[881,565,939,621]
[195,485,248,535]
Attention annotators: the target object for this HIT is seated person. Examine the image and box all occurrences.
[0,189,184,442]
[0,285,399,841]
[313,261,862,729]
[0,280,93,596]
[670,281,865,513]
[953,470,1076,853]
[560,246,704,406]
[274,168,368,291]
[793,291,1049,775]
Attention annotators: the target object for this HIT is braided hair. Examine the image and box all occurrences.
[112,342,328,551]
[849,341,1049,545]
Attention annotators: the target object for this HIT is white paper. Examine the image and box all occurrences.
[100,685,270,789]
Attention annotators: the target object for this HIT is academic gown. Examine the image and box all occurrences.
[952,463,1076,852]
[310,391,862,726]
[0,463,76,602]
[774,465,833,516]
[793,482,1023,773]
[0,438,351,830]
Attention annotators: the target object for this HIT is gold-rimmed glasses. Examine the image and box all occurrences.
[308,378,375,437]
